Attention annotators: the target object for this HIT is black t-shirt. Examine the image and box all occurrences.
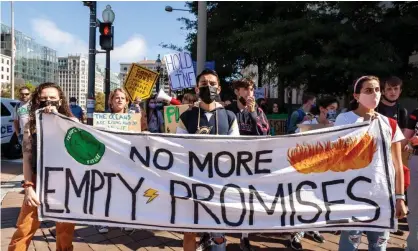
[376,102,408,129]
[407,109,418,150]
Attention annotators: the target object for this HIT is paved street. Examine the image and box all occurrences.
[1,159,408,250]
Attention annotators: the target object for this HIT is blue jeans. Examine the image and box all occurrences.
[210,232,226,251]
[339,230,389,251]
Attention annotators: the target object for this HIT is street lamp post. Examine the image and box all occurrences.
[155,54,162,92]
[165,4,207,74]
[101,5,115,110]
[83,1,97,125]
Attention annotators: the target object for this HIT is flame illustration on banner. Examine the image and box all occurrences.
[143,188,159,204]
[287,133,377,174]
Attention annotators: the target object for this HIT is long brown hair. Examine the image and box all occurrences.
[108,88,128,113]
[29,82,73,133]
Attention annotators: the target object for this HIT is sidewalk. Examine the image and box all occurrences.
[1,160,409,250]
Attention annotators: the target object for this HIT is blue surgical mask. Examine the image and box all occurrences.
[149,103,156,109]
[326,110,337,122]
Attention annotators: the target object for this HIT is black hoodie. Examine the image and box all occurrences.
[225,101,269,135]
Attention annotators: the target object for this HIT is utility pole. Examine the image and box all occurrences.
[85,1,97,125]
[104,49,110,109]
[196,1,207,75]
[11,2,15,99]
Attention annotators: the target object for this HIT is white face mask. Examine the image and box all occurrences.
[358,92,381,110]
[70,102,76,106]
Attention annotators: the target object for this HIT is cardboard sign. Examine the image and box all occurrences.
[297,123,333,132]
[93,113,141,132]
[38,113,396,233]
[163,105,189,133]
[164,52,196,91]
[123,64,159,100]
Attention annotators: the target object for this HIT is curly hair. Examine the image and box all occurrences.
[29,82,73,133]
[108,88,129,113]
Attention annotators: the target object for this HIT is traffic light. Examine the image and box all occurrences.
[99,22,113,50]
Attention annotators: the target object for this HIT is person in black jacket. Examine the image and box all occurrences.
[225,78,269,251]
[225,78,269,137]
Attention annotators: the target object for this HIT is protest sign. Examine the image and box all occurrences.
[37,113,397,233]
[254,87,266,100]
[123,64,159,100]
[163,105,189,133]
[164,52,196,91]
[93,113,141,132]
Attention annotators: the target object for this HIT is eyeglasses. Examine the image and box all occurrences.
[20,93,30,96]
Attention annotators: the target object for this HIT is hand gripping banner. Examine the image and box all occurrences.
[36,112,397,233]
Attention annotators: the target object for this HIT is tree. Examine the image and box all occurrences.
[1,81,36,99]
[95,92,105,112]
[167,1,418,105]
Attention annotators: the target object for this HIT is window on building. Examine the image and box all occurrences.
[7,60,9,65]
[6,68,8,73]
[7,76,9,80]
[1,59,3,63]
[124,67,127,71]
[1,75,3,79]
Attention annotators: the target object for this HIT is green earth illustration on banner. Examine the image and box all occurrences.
[64,127,105,165]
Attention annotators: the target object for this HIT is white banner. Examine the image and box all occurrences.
[164,52,196,91]
[36,113,397,233]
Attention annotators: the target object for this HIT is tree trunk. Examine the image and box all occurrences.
[257,60,263,88]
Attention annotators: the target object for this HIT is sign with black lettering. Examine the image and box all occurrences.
[164,52,196,91]
[36,113,397,233]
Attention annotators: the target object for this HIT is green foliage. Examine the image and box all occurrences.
[165,1,418,102]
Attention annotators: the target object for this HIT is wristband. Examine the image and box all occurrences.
[22,181,34,188]
[395,194,406,201]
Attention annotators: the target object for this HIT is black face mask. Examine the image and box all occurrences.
[39,100,60,109]
[382,94,398,104]
[199,86,218,104]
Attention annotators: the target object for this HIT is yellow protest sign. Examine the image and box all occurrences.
[123,63,159,100]
[164,105,189,133]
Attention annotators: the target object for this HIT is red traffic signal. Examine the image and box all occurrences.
[99,22,112,37]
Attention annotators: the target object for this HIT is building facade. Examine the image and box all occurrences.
[57,55,89,109]
[0,54,11,85]
[1,23,57,85]
[110,72,121,91]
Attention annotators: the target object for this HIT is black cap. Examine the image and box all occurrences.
[70,97,76,102]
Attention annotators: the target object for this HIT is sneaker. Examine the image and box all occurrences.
[306,231,325,243]
[240,237,254,251]
[97,226,109,234]
[289,233,303,250]
[122,227,136,234]
[196,233,212,251]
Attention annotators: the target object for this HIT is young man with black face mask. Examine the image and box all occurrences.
[376,76,408,130]
[176,69,239,251]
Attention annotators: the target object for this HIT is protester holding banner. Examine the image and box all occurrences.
[146,95,164,133]
[176,69,239,251]
[335,76,407,251]
[404,108,418,251]
[8,82,76,251]
[224,78,269,250]
[286,93,316,134]
[226,78,269,137]
[295,96,338,133]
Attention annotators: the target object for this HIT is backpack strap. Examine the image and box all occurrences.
[388,117,397,141]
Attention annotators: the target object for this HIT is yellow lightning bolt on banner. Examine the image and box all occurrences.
[143,188,159,204]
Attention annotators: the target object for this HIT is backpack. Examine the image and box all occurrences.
[286,109,305,133]
[388,118,410,190]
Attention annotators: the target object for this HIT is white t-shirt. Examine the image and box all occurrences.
[335,111,404,143]
[12,101,30,135]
